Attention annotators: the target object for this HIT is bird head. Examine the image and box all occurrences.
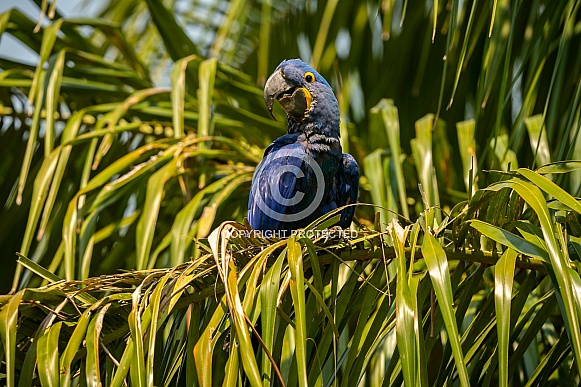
[264,59,339,137]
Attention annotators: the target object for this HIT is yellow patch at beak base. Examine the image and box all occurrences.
[301,86,312,112]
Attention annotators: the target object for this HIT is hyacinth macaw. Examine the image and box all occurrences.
[247,59,359,236]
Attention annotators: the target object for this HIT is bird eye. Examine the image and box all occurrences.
[304,72,315,83]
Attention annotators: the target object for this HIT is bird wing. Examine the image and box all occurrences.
[336,153,359,228]
[248,135,312,234]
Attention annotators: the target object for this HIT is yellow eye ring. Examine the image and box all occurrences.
[304,72,315,83]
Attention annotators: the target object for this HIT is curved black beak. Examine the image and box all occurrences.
[264,68,295,121]
[264,69,312,122]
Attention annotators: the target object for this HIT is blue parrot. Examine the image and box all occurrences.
[248,59,359,237]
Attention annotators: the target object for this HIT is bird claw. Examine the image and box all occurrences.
[320,226,352,244]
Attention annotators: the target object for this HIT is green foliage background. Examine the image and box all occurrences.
[0,0,580,385]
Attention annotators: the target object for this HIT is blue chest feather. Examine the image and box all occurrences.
[248,132,356,235]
